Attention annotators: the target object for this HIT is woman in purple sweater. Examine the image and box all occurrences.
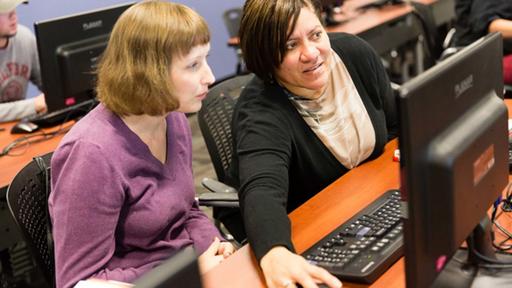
[48,1,234,287]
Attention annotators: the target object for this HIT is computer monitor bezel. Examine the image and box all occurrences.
[398,32,508,288]
[33,2,135,126]
[133,246,203,288]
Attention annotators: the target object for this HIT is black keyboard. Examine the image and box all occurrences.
[302,189,403,284]
[27,99,98,127]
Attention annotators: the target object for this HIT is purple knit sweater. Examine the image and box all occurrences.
[49,104,221,288]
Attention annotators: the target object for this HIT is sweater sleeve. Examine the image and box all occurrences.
[50,140,137,288]
[469,0,503,38]
[173,112,222,253]
[235,97,295,261]
[0,98,37,122]
[183,200,223,254]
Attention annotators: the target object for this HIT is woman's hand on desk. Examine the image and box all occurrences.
[198,237,235,274]
[260,246,342,288]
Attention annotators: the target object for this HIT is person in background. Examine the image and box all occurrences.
[49,1,234,288]
[0,0,46,122]
[452,0,512,84]
[226,0,398,287]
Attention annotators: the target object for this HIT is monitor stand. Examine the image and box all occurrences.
[432,217,512,287]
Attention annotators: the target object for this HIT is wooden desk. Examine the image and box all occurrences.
[203,140,400,288]
[0,121,70,188]
[202,99,512,288]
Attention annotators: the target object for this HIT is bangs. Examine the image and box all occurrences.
[170,4,210,58]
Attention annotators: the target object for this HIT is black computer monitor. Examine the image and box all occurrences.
[319,0,344,26]
[32,2,134,127]
[398,32,510,288]
[133,246,203,288]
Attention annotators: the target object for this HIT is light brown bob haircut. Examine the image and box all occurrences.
[239,0,322,83]
[96,0,210,116]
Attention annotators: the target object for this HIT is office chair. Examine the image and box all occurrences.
[222,7,246,75]
[223,7,242,38]
[410,5,511,97]
[409,2,462,69]
[196,73,254,242]
[6,152,54,288]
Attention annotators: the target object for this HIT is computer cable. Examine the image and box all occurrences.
[0,99,95,157]
[470,245,512,266]
[491,215,512,252]
[490,183,512,252]
[493,222,512,252]
[0,123,72,158]
[491,195,503,223]
[452,256,512,269]
[502,183,512,212]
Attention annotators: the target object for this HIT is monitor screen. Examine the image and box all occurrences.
[33,2,134,126]
[398,32,509,288]
[133,246,203,288]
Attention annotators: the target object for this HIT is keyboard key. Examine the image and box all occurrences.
[301,189,404,284]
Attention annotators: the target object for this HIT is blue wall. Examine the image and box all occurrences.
[17,0,244,97]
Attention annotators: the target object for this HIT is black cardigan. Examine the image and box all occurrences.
[453,0,512,54]
[228,33,398,261]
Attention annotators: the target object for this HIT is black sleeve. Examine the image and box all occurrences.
[469,0,506,37]
[234,89,295,261]
[367,39,399,140]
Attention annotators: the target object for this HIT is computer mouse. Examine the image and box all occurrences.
[10,121,39,134]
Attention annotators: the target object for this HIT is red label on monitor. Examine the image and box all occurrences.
[65,97,76,106]
[435,255,447,272]
[473,145,495,186]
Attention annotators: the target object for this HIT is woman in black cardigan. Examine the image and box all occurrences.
[228,0,398,287]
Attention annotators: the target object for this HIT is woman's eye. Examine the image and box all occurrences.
[313,31,322,39]
[188,62,199,70]
[286,42,297,50]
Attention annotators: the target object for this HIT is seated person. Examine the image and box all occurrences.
[49,2,234,288]
[0,0,46,122]
[452,0,512,84]
[226,0,397,287]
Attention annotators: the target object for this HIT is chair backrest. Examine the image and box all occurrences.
[410,2,444,68]
[222,7,243,38]
[6,152,54,287]
[197,73,254,182]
